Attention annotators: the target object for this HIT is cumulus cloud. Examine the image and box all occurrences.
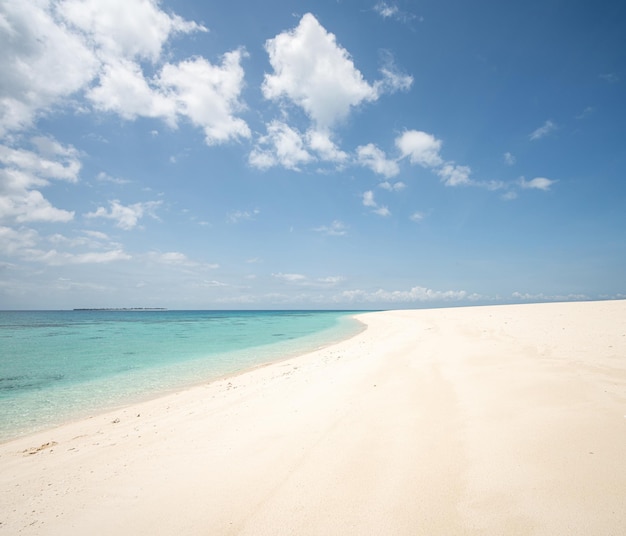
[85,200,162,230]
[262,13,378,129]
[0,1,248,146]
[0,190,74,224]
[519,177,556,191]
[395,130,443,167]
[0,137,80,223]
[262,13,411,131]
[362,190,377,207]
[0,139,81,182]
[394,129,473,186]
[306,129,349,163]
[252,13,411,171]
[530,120,556,141]
[57,0,204,63]
[87,58,178,124]
[356,143,400,178]
[249,121,312,170]
[436,163,472,186]
[156,51,251,145]
[362,190,390,216]
[0,1,99,134]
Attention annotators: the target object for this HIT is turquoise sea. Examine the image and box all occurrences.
[0,310,364,442]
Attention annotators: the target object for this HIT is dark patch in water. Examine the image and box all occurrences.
[0,373,65,392]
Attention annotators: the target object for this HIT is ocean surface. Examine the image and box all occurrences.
[0,310,364,442]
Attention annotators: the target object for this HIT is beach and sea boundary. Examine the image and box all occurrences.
[1,300,625,534]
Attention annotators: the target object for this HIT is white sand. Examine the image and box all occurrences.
[1,300,625,535]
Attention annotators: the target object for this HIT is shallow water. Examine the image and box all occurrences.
[0,310,364,441]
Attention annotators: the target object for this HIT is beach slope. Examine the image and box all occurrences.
[1,300,625,535]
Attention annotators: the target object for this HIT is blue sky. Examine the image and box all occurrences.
[1,0,625,309]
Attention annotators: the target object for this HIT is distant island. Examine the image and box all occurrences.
[73,308,168,311]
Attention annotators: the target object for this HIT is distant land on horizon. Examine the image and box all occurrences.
[72,308,168,311]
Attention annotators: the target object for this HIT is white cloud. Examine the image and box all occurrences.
[89,51,251,145]
[0,138,80,223]
[52,249,131,264]
[372,206,391,217]
[227,208,260,223]
[272,272,345,288]
[48,230,120,250]
[96,171,129,185]
[0,1,99,134]
[530,120,556,140]
[255,13,410,172]
[374,2,399,18]
[314,220,348,236]
[395,129,473,186]
[198,280,229,288]
[159,252,189,264]
[503,152,516,165]
[356,143,400,178]
[261,13,410,134]
[436,163,472,186]
[157,51,251,145]
[317,276,345,285]
[306,129,349,163]
[373,2,418,23]
[519,177,556,191]
[0,190,74,223]
[375,51,413,94]
[362,190,377,207]
[85,200,162,230]
[262,13,379,129]
[58,0,205,63]
[512,291,588,302]
[87,58,178,124]
[396,130,443,167]
[379,180,406,191]
[362,190,390,216]
[249,121,312,170]
[1,1,247,147]
[273,272,308,283]
[0,225,39,255]
[339,285,469,303]
[0,140,81,182]
[410,211,425,222]
[0,225,130,265]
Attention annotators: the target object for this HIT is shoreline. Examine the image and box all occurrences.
[0,311,366,444]
[1,300,625,534]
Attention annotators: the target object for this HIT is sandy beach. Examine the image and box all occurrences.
[1,300,625,535]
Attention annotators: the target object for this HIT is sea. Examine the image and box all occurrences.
[0,310,365,443]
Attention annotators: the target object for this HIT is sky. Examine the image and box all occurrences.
[0,0,625,310]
